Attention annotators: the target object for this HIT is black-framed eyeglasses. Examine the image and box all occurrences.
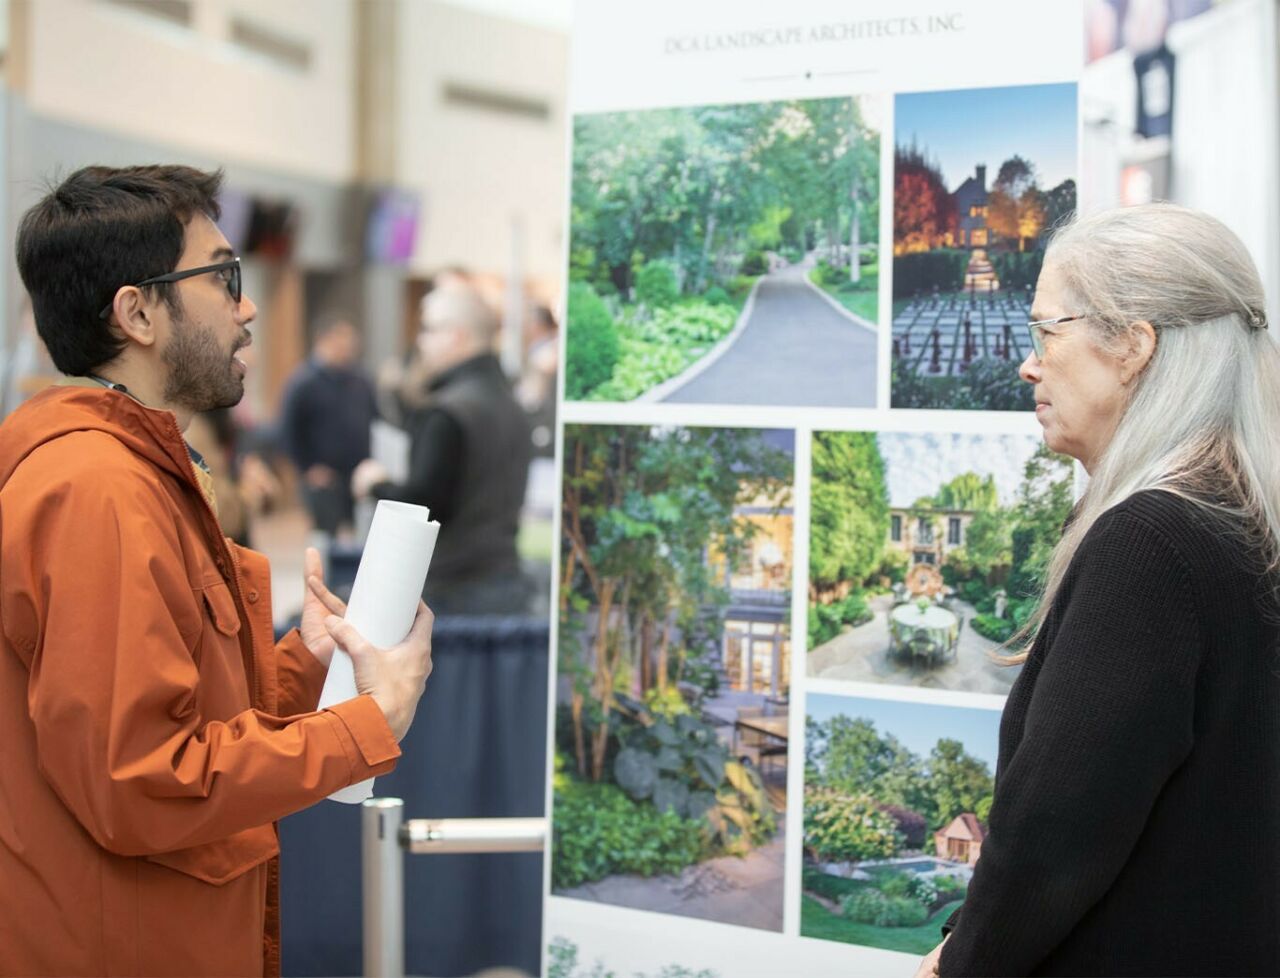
[1027,314,1084,359]
[98,257,241,320]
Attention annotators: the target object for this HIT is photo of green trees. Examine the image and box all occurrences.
[807,431,1074,693]
[801,694,1000,955]
[566,96,881,407]
[553,425,795,931]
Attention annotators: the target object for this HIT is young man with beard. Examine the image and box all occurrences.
[0,165,434,977]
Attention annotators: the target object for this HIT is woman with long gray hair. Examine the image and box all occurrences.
[916,203,1280,977]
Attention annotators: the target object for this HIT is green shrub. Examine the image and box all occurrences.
[840,889,929,927]
[892,249,970,298]
[970,613,1015,643]
[589,301,737,401]
[610,698,776,853]
[740,250,767,275]
[808,592,873,648]
[804,786,901,863]
[906,874,938,907]
[565,283,620,399]
[890,355,1034,411]
[702,285,730,306]
[878,804,928,848]
[634,302,736,345]
[552,778,707,889]
[878,871,912,899]
[990,249,1044,291]
[635,260,680,310]
[816,259,846,288]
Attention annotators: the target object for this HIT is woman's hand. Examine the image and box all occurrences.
[913,936,948,978]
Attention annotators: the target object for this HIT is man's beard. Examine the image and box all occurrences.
[162,305,247,412]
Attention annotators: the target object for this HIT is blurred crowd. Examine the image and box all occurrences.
[183,273,558,618]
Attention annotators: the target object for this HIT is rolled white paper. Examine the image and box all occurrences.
[319,500,440,803]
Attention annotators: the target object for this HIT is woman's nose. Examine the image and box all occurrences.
[1018,350,1041,384]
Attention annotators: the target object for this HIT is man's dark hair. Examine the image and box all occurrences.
[15,164,224,375]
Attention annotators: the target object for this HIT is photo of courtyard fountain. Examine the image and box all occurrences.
[806,431,1074,694]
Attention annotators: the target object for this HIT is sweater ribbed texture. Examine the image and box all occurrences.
[939,490,1280,977]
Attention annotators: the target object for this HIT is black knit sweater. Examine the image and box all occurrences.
[939,490,1280,977]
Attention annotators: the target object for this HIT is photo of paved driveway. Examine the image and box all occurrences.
[658,264,878,408]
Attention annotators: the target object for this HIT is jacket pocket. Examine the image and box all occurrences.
[200,581,242,637]
[144,823,279,886]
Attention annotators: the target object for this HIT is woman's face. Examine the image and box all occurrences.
[1020,261,1132,472]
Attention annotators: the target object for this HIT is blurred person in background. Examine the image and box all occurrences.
[186,405,282,548]
[280,316,378,543]
[516,302,558,458]
[353,283,532,615]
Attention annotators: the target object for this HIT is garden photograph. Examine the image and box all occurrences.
[565,95,881,407]
[801,693,1000,956]
[890,83,1078,410]
[806,431,1074,694]
[552,424,795,931]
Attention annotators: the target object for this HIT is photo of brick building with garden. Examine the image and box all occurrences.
[564,95,881,407]
[552,425,795,931]
[801,694,1001,955]
[806,431,1074,693]
[890,82,1078,410]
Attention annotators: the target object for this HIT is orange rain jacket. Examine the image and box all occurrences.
[0,386,401,977]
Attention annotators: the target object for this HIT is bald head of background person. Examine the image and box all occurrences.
[415,282,501,380]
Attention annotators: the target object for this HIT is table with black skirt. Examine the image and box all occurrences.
[278,615,549,977]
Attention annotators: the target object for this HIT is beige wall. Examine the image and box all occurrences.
[17,0,356,182]
[394,0,568,289]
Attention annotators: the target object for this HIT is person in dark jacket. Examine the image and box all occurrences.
[280,317,378,540]
[917,203,1280,977]
[353,284,531,615]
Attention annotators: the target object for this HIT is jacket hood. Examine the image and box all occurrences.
[0,386,196,491]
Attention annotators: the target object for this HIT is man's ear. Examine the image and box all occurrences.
[110,287,160,349]
[1120,320,1157,385]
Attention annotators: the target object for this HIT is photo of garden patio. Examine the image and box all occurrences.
[565,96,881,407]
[806,431,1074,693]
[801,693,1000,956]
[552,425,795,931]
[890,83,1078,410]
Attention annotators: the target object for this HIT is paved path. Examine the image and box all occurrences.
[662,265,877,407]
[808,594,1022,695]
[557,813,786,932]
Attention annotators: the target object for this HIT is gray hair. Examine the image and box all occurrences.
[422,283,499,348]
[1016,203,1278,657]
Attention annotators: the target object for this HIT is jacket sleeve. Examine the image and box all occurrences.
[939,509,1202,976]
[4,455,400,857]
[274,628,329,716]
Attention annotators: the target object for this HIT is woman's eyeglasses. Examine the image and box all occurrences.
[1026,314,1084,359]
[98,257,242,320]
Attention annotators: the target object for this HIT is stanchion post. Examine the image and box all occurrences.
[362,798,404,978]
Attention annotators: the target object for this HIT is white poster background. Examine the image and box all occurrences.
[549,1,1084,973]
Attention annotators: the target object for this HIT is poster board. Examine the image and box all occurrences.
[542,1,1276,974]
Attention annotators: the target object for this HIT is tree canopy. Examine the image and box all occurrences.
[571,98,880,297]
[805,714,994,834]
[809,431,890,591]
[560,425,793,780]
